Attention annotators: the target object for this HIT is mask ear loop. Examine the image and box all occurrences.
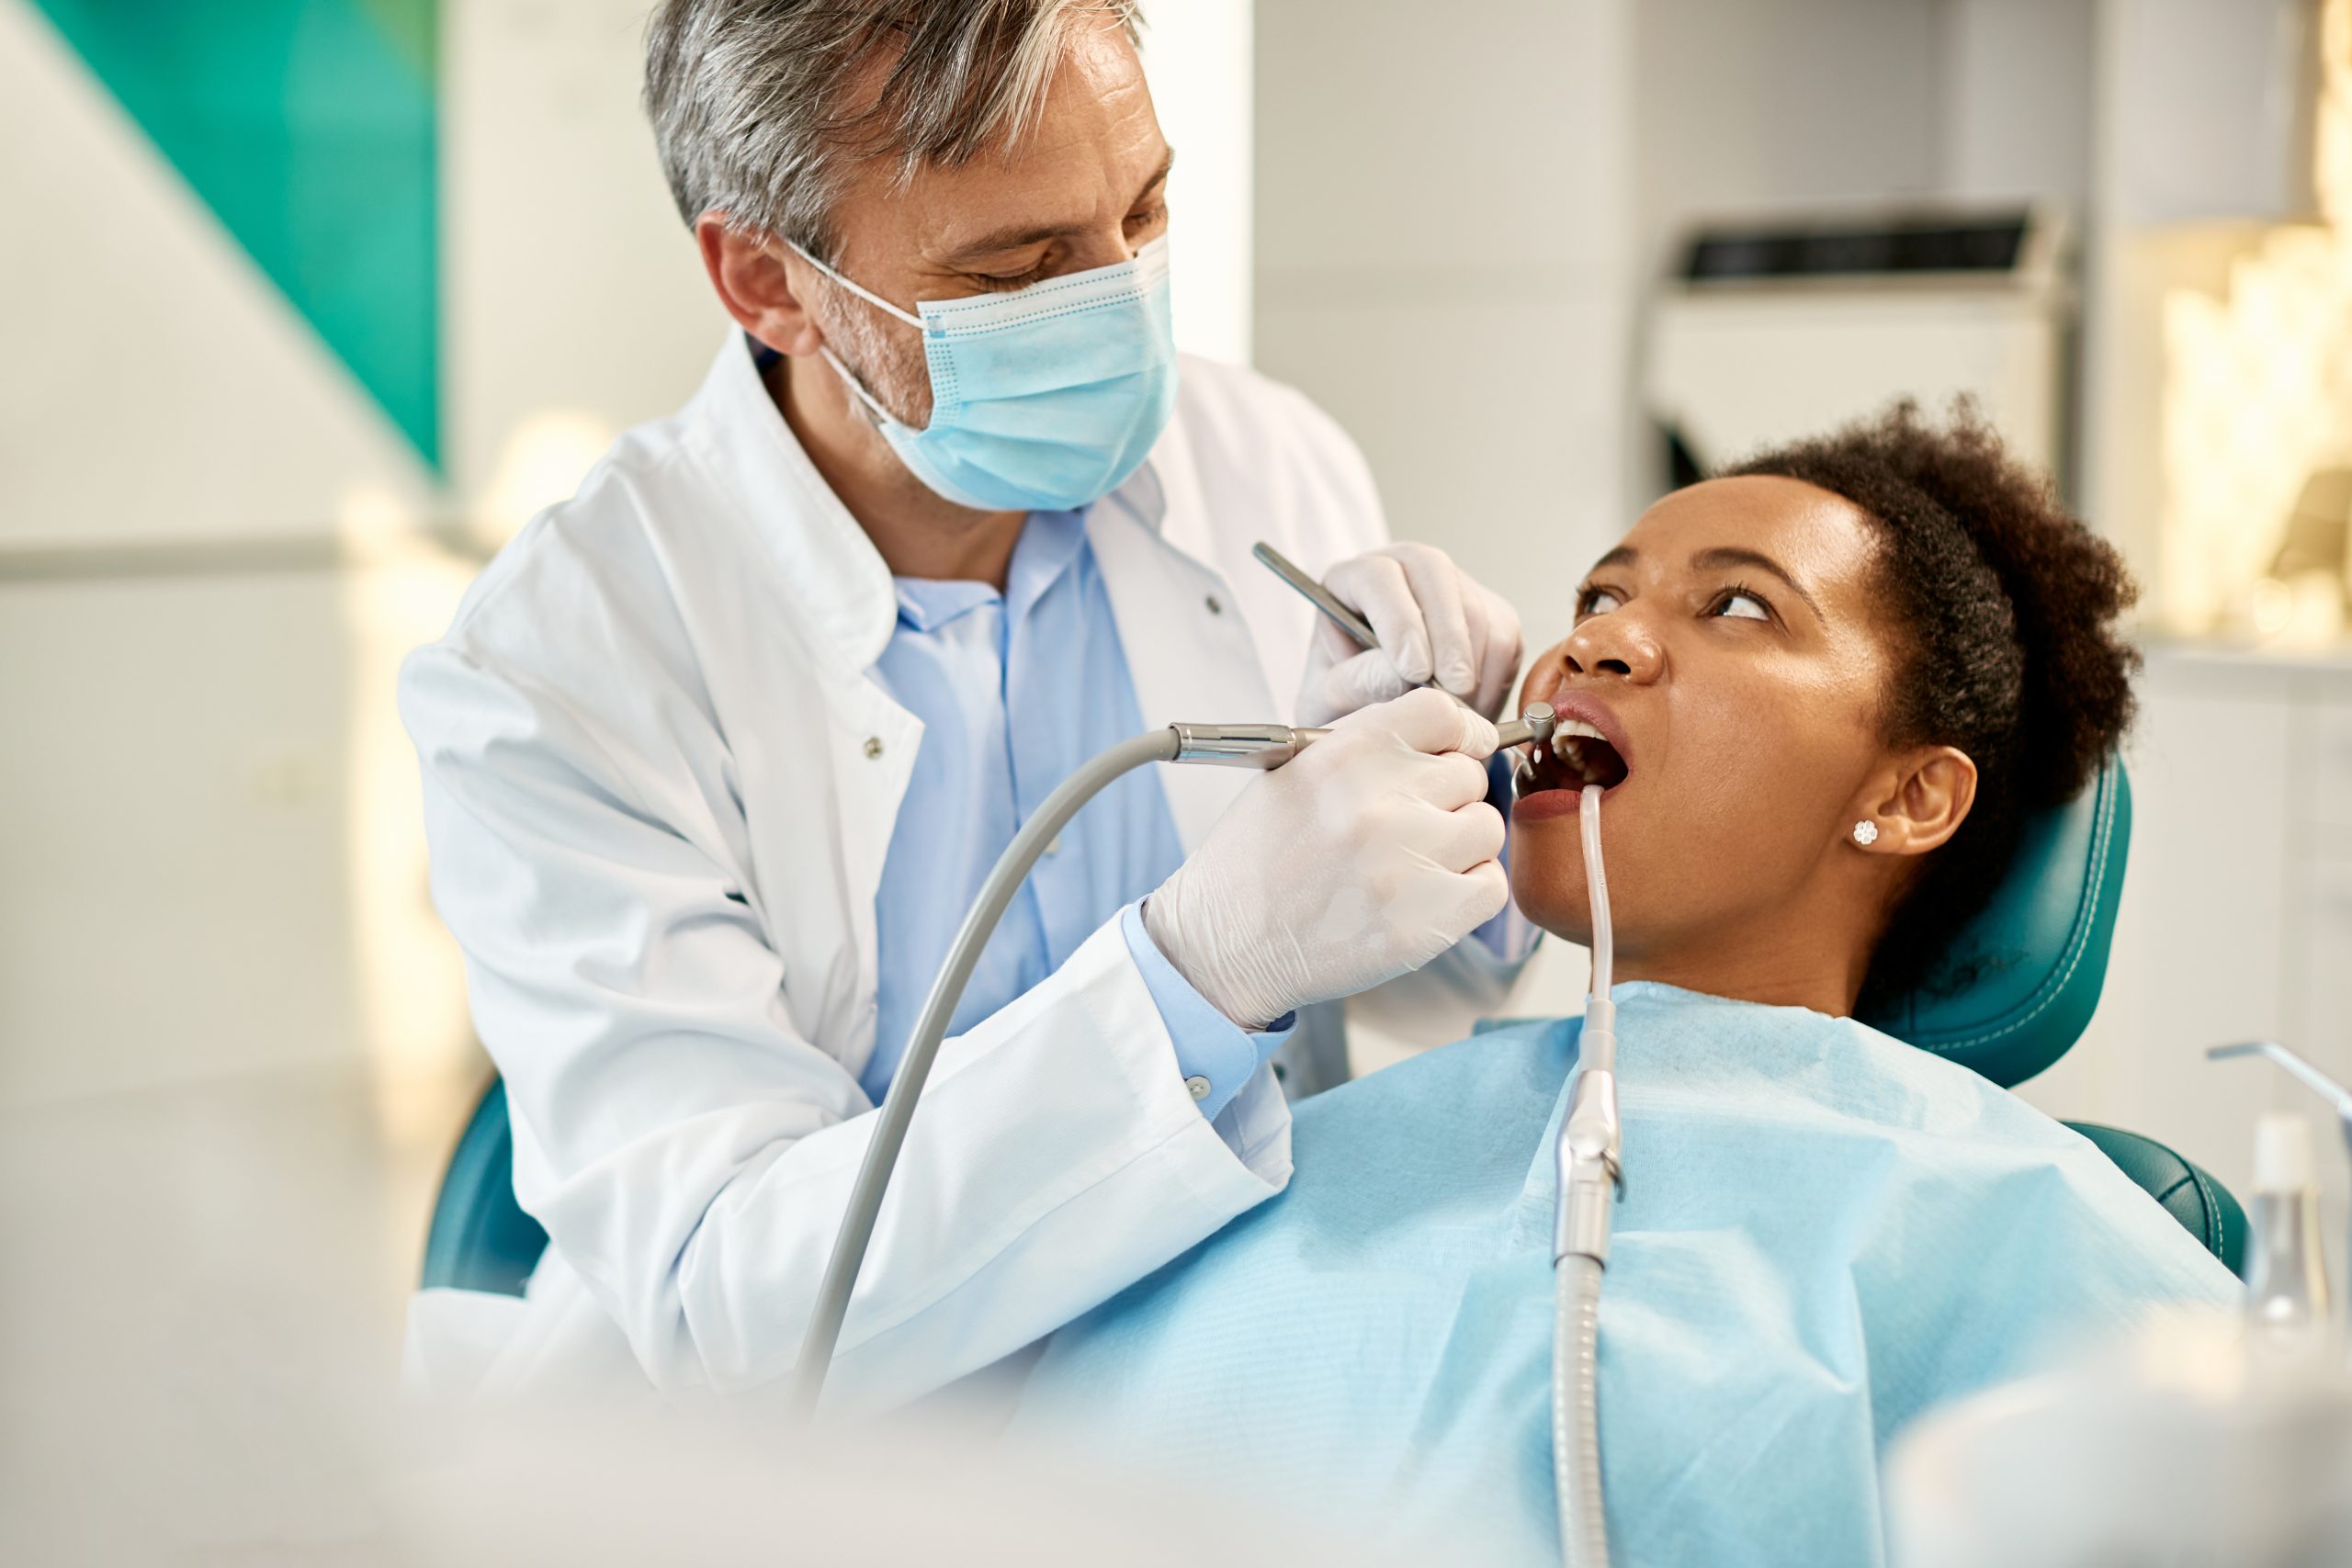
[776,240,927,431]
[816,347,904,431]
[782,239,926,329]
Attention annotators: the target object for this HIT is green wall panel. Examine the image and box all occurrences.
[33,0,441,467]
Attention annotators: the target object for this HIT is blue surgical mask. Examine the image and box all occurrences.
[786,236,1179,513]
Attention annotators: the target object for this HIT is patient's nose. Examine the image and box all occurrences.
[1563,611,1662,684]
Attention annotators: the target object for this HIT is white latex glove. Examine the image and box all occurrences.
[1297,543,1524,726]
[1144,688,1509,1031]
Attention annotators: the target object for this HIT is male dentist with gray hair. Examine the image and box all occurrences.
[401,0,1530,1411]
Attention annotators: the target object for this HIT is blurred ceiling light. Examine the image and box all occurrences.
[476,410,615,547]
[2159,0,2352,645]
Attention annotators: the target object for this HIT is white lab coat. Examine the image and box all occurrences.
[401,336,1527,1413]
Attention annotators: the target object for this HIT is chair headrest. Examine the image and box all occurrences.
[1859,755,2132,1089]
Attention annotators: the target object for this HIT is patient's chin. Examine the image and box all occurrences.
[1509,859,1596,949]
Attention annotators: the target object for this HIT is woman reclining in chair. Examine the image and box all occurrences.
[1007,405,2238,1565]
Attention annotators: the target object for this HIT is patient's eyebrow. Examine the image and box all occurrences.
[1589,545,1637,572]
[1691,547,1822,619]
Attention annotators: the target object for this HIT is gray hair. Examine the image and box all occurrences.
[644,0,1145,259]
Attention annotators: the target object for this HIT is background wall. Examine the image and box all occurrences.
[0,0,1257,1119]
[1253,0,1633,642]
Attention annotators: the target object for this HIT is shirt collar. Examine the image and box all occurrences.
[890,506,1088,635]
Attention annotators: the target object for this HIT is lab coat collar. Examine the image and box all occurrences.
[679,335,899,674]
[679,334,1204,677]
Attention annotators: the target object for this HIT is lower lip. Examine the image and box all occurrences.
[1512,787,1589,824]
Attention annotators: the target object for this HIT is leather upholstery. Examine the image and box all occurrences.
[1860,757,2132,1090]
[2064,1121,2246,1275]
[419,1078,548,1296]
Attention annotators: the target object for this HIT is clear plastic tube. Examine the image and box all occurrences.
[1579,784,1613,1066]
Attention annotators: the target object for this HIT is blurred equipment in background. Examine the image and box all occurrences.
[1644,206,2072,490]
[2254,466,2352,645]
[1891,1037,2352,1567]
[1885,1318,2352,1568]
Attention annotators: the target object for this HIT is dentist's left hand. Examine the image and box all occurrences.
[1298,543,1523,726]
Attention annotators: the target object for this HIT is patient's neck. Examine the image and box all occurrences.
[1608,910,1871,1019]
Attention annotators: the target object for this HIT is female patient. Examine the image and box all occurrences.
[1009,407,2238,1564]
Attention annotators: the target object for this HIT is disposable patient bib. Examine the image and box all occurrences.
[1012,984,2239,1566]
[789,236,1179,513]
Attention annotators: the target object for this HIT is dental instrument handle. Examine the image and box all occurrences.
[1252,540,1382,650]
[1253,539,1495,715]
[792,728,1182,1416]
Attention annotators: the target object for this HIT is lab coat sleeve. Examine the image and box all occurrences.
[401,644,1293,1414]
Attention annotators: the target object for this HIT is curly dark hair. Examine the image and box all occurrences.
[1724,400,2139,1014]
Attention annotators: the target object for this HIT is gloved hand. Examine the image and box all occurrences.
[1297,543,1524,726]
[1145,689,1510,1031]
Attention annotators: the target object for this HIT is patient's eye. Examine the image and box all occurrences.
[1709,587,1771,623]
[1577,585,1623,617]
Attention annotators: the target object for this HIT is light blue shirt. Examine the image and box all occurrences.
[865,509,1292,1122]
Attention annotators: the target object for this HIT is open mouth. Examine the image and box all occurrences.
[1517,719,1631,797]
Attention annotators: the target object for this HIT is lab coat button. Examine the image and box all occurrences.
[1184,1075,1212,1101]
[1204,593,1224,615]
[863,737,885,760]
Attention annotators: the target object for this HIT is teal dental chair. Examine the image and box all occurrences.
[1855,759,2243,1270]
[420,756,2243,1295]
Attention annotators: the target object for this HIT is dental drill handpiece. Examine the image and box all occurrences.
[1171,702,1556,767]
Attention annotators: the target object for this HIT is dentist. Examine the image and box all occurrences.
[401,0,1529,1411]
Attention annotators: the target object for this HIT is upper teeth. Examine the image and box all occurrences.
[1554,720,1606,743]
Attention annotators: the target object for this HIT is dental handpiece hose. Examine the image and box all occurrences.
[790,705,1558,1416]
[1555,783,1621,1568]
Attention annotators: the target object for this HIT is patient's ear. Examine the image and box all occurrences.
[1851,746,1976,858]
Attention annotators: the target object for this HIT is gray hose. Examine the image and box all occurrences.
[787,727,1182,1416]
[1555,1252,1610,1568]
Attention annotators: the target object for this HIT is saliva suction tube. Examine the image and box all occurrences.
[1553,783,1622,1568]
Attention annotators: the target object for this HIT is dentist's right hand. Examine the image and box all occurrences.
[1144,688,1509,1031]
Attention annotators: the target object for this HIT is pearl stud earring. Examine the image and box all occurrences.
[1851,820,1880,847]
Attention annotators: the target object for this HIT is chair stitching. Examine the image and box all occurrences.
[2147,1173,2194,1207]
[2188,1165,2223,1254]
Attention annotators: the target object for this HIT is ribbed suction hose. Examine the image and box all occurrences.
[1555,1253,1609,1568]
